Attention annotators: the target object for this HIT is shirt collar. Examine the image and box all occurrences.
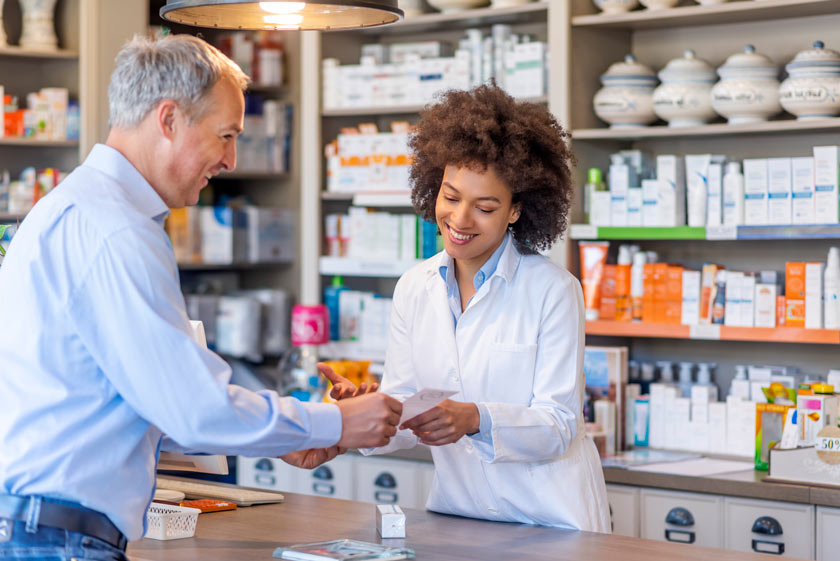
[438,233,511,292]
[83,144,170,225]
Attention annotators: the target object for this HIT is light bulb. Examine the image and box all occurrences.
[260,2,306,14]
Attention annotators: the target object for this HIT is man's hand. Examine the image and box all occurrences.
[400,399,480,446]
[335,392,402,449]
[281,446,344,470]
[318,362,379,400]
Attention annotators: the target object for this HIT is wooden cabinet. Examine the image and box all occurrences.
[606,483,639,537]
[723,496,814,559]
[640,488,724,548]
[816,505,840,561]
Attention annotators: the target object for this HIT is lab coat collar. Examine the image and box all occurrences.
[426,233,522,288]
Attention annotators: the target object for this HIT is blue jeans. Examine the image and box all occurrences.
[0,519,127,561]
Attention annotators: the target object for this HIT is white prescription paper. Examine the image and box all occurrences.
[399,388,457,424]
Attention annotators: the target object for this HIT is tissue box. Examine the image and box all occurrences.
[376,504,406,538]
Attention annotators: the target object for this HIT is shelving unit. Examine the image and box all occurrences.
[0,46,78,59]
[322,96,549,117]
[321,190,413,207]
[566,0,840,391]
[569,224,840,241]
[177,261,292,271]
[319,256,422,278]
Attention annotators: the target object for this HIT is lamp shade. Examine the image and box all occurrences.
[160,0,403,31]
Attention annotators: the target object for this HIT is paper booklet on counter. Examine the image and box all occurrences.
[274,539,415,561]
[158,320,228,476]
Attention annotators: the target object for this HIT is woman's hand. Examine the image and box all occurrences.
[400,399,480,446]
[280,445,345,469]
[317,362,379,400]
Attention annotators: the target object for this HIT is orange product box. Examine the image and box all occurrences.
[599,265,617,321]
[653,263,669,323]
[614,264,632,322]
[699,264,720,324]
[665,265,684,324]
[785,262,805,327]
[642,263,656,322]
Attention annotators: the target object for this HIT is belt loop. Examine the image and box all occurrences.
[24,496,41,534]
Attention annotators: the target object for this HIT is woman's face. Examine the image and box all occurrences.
[435,164,521,271]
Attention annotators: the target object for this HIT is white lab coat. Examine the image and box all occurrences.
[365,239,611,532]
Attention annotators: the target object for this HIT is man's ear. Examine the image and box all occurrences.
[156,99,180,141]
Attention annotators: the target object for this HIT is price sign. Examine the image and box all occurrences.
[816,425,840,465]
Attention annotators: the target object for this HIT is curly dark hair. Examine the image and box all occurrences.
[409,84,574,254]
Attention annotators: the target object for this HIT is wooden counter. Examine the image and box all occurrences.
[128,492,782,561]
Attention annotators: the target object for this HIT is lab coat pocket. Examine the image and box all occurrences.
[484,342,537,404]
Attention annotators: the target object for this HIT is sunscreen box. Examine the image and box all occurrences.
[642,179,660,226]
[813,146,840,224]
[785,262,806,327]
[744,159,768,225]
[767,158,792,225]
[791,157,816,224]
[754,283,777,328]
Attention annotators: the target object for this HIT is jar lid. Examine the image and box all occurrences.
[659,49,716,83]
[601,54,658,85]
[786,40,840,72]
[717,45,778,78]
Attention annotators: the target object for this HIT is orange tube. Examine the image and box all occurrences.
[579,241,610,321]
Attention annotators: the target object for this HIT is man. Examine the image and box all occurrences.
[0,34,402,560]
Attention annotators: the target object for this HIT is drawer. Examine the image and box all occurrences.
[724,497,814,559]
[298,454,356,500]
[816,506,840,561]
[236,456,300,493]
[355,456,421,509]
[640,488,724,548]
[607,484,639,538]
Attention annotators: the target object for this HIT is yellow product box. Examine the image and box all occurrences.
[755,402,795,471]
[785,262,805,327]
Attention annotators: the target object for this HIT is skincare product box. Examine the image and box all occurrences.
[791,156,816,224]
[642,179,660,226]
[626,187,642,226]
[814,146,840,224]
[591,191,611,226]
[754,283,777,328]
[767,158,792,225]
[805,262,825,329]
[740,273,756,328]
[685,154,711,228]
[724,271,743,327]
[707,161,723,227]
[656,155,686,226]
[743,159,769,225]
[681,270,701,326]
[786,262,806,327]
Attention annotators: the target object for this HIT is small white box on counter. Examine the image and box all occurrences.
[744,159,768,225]
[376,504,406,538]
[791,157,816,224]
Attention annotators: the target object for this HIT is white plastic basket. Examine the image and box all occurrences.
[144,504,201,540]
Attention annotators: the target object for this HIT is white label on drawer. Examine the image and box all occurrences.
[706,225,737,240]
[690,324,721,340]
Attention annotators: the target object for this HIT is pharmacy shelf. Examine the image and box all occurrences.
[0,46,78,59]
[571,0,840,30]
[321,190,413,207]
[360,2,549,35]
[0,212,25,222]
[572,117,840,141]
[177,261,291,271]
[0,138,78,147]
[216,171,289,180]
[569,224,840,241]
[319,256,423,278]
[318,340,386,363]
[585,320,840,345]
[322,96,548,118]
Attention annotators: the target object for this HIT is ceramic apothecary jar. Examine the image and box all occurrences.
[652,49,718,127]
[593,54,658,128]
[593,0,639,14]
[711,45,781,125]
[639,0,678,10]
[779,41,840,120]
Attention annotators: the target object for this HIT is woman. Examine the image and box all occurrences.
[323,85,610,532]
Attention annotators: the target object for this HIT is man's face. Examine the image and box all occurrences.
[165,78,244,208]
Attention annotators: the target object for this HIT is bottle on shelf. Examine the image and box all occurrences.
[615,244,633,321]
[693,362,719,403]
[630,250,646,321]
[723,161,745,226]
[825,247,840,330]
[678,361,694,398]
[657,361,675,384]
[584,167,606,224]
[324,275,347,341]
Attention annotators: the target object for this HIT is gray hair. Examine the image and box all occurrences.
[108,34,250,129]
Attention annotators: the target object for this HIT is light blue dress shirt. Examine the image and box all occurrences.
[0,144,341,540]
[438,233,509,444]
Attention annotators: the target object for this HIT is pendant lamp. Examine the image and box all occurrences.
[160,0,403,31]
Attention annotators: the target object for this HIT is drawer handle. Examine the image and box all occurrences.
[313,483,335,496]
[752,539,784,555]
[751,516,783,536]
[665,529,695,544]
[665,507,695,527]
